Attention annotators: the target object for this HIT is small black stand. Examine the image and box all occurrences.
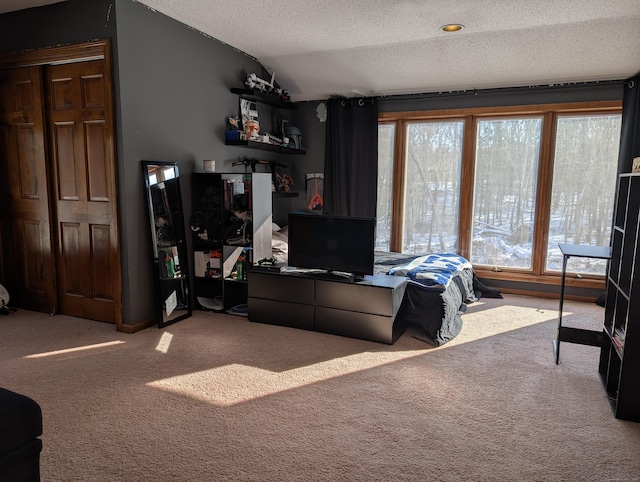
[554,243,611,364]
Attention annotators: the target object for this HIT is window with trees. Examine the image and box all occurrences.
[546,114,622,274]
[376,123,395,251]
[471,117,542,269]
[377,101,622,287]
[403,120,463,254]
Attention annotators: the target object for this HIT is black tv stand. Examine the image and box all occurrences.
[247,271,409,344]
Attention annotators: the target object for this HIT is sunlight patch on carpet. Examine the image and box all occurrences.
[24,340,126,359]
[454,304,559,343]
[147,348,429,406]
[146,304,564,406]
[155,332,173,353]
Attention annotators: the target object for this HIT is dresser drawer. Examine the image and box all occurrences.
[315,307,400,344]
[248,272,315,304]
[248,298,315,330]
[315,278,405,316]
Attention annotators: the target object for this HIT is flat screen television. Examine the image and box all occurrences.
[287,213,376,279]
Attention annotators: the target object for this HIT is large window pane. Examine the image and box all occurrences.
[471,118,542,268]
[376,124,395,251]
[546,114,622,274]
[403,121,463,254]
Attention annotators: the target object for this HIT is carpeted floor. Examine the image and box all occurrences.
[1,294,639,481]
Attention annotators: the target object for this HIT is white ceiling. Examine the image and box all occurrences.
[4,0,640,102]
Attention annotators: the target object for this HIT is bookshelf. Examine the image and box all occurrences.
[190,172,272,312]
[599,172,640,422]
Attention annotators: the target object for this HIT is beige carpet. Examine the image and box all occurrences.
[1,294,639,481]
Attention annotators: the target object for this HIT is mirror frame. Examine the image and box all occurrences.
[141,160,192,327]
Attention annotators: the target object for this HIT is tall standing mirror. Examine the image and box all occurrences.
[142,160,192,327]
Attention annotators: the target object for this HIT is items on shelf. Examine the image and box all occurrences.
[276,173,295,193]
[227,81,304,153]
[244,71,291,103]
[194,248,222,278]
[284,126,303,150]
[232,157,286,173]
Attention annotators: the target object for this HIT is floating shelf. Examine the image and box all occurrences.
[273,192,299,198]
[225,139,305,155]
[231,88,296,110]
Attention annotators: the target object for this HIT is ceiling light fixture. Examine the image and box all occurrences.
[441,24,464,32]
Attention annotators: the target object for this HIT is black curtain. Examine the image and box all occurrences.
[323,97,378,217]
[618,73,640,173]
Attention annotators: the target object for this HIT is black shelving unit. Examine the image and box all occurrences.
[190,172,272,312]
[599,172,640,422]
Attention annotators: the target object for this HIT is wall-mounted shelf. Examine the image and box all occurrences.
[231,88,296,110]
[225,139,305,155]
[273,192,299,198]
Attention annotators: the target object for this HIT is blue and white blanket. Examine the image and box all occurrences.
[387,253,473,291]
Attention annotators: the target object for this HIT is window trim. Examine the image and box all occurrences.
[379,100,622,291]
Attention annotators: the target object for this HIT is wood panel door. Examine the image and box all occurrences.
[0,66,56,313]
[45,59,122,324]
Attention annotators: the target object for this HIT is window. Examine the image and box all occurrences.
[378,101,622,287]
[376,124,395,251]
[546,114,622,274]
[163,167,176,181]
[404,121,463,254]
[471,117,542,269]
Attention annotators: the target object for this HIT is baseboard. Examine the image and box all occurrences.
[118,319,155,334]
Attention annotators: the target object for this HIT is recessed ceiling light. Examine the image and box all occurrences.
[441,24,464,32]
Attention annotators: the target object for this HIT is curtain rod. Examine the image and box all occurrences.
[375,79,628,102]
[330,96,376,106]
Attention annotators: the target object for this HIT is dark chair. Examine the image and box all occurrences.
[0,387,42,482]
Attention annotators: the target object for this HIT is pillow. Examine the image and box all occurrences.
[272,222,281,232]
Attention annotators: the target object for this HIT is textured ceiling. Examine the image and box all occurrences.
[4,0,640,101]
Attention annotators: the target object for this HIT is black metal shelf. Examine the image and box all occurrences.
[225,139,305,155]
[231,87,296,110]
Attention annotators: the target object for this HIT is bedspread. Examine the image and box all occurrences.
[387,253,473,292]
[375,251,498,346]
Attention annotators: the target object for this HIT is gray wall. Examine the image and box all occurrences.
[285,101,327,216]
[114,0,309,325]
[0,0,116,53]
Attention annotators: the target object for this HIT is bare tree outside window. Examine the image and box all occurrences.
[471,118,542,268]
[376,124,395,251]
[403,121,463,254]
[546,114,622,274]
[377,102,621,283]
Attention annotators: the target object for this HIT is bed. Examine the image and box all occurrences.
[374,251,502,345]
[270,224,500,346]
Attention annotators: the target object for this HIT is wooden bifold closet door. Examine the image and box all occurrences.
[0,66,56,313]
[45,59,121,324]
[0,43,121,325]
